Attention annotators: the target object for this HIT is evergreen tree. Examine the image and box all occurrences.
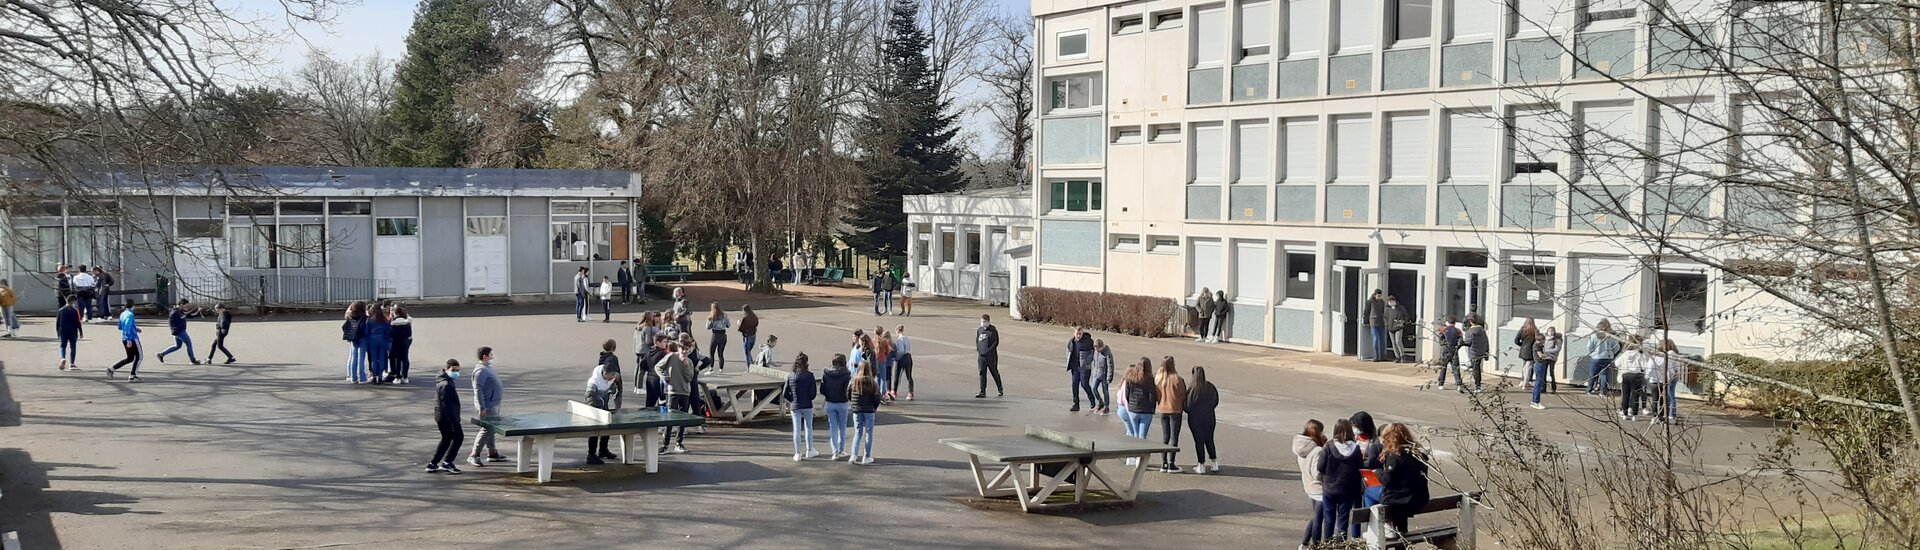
[379,0,501,167]
[844,0,966,257]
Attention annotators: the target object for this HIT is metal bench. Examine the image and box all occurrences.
[645,264,691,283]
[1349,491,1482,550]
[940,425,1177,513]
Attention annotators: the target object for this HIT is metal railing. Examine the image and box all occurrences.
[169,274,383,307]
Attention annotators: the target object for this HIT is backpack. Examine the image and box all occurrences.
[341,318,363,341]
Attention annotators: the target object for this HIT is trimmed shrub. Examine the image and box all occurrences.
[1017,287,1182,338]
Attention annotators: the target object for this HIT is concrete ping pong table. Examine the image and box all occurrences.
[697,366,792,424]
[939,426,1178,512]
[471,401,706,483]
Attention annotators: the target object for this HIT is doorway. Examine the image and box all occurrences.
[1331,265,1361,356]
[464,217,508,296]
[1444,272,1485,322]
[1387,268,1422,362]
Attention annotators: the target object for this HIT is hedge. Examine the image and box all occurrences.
[1017,287,1183,338]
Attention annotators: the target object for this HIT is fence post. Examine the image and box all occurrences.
[257,275,268,308]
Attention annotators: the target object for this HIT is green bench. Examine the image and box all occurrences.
[645,264,691,283]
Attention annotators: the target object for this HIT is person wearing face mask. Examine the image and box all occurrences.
[427,360,466,474]
[975,315,1001,398]
[467,347,506,467]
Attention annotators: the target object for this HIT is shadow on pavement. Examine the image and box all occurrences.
[1074,488,1270,526]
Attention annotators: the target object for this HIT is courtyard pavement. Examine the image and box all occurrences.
[0,285,1781,549]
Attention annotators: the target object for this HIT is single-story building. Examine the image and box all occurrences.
[902,185,1033,316]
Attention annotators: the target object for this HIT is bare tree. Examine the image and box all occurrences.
[293,52,393,166]
[919,0,997,103]
[977,14,1032,187]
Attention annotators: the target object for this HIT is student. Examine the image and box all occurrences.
[756,335,783,370]
[1532,326,1563,409]
[869,270,890,316]
[206,303,236,365]
[573,267,591,322]
[849,366,881,465]
[362,303,392,384]
[890,325,915,400]
[1316,419,1365,542]
[156,299,202,365]
[1362,290,1387,361]
[1653,339,1682,424]
[598,276,615,323]
[658,342,694,454]
[821,354,853,460]
[1210,289,1230,343]
[0,279,18,337]
[1154,356,1189,473]
[975,315,1002,398]
[1383,294,1408,359]
[1377,423,1431,536]
[1067,327,1094,412]
[1435,316,1464,390]
[1186,366,1220,474]
[1123,359,1157,440]
[92,267,115,323]
[388,306,414,383]
[738,305,759,366]
[54,264,71,310]
[1089,340,1113,414]
[1193,287,1214,343]
[872,328,894,402]
[616,261,635,304]
[1616,335,1648,420]
[427,360,466,474]
[846,330,867,374]
[671,287,692,334]
[784,353,818,461]
[469,346,507,466]
[1586,320,1621,396]
[343,301,369,384]
[1515,318,1540,391]
[72,264,96,322]
[584,356,622,465]
[1351,412,1386,514]
[706,303,731,370]
[1465,315,1490,391]
[897,273,913,316]
[108,301,144,381]
[55,296,82,371]
[1292,420,1329,550]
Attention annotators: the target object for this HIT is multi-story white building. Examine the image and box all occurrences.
[1025,0,1796,392]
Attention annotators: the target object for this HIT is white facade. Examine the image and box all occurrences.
[1026,0,1807,391]
[903,187,1035,314]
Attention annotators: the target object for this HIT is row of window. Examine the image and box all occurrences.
[229,224,325,269]
[549,221,632,262]
[912,230,985,266]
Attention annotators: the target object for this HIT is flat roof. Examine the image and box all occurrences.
[1,165,640,194]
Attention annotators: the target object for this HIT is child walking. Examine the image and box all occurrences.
[206,303,236,365]
[427,359,466,474]
[784,353,818,461]
[56,296,82,370]
[849,366,881,464]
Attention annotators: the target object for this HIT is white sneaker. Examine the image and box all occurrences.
[1194,337,1205,342]
[859,457,875,465]
[848,455,859,464]
[1530,403,1546,410]
[671,444,688,454]
[1208,462,1220,472]
[805,449,820,459]
[793,454,804,461]
[1192,465,1208,474]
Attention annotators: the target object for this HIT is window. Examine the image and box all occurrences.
[1153,9,1185,29]
[229,225,274,268]
[1115,15,1145,34]
[228,201,273,218]
[1193,123,1225,183]
[1582,0,1635,25]
[1112,234,1142,250]
[1235,121,1271,183]
[1150,236,1182,253]
[1112,126,1144,144]
[1511,0,1561,34]
[1656,271,1708,333]
[941,231,957,263]
[33,227,62,272]
[30,201,63,217]
[1046,74,1104,111]
[1049,180,1104,212]
[1735,102,1789,181]
[1282,118,1320,183]
[63,226,97,268]
[466,217,507,236]
[1239,2,1273,58]
[1395,0,1433,41]
[1285,252,1316,299]
[1287,0,1324,57]
[280,202,324,216]
[1234,241,1269,301]
[1056,29,1089,59]
[593,200,630,216]
[966,232,983,265]
[915,232,931,266]
[376,217,419,236]
[1509,108,1561,177]
[1336,0,1377,52]
[1574,101,1639,182]
[1332,115,1373,183]
[1447,110,1496,182]
[587,221,627,260]
[1150,124,1184,143]
[1195,6,1228,65]
[1387,113,1430,182]
[177,219,225,239]
[1450,0,1499,40]
[550,200,588,216]
[40,226,117,271]
[328,201,371,216]
[551,222,590,261]
[279,224,325,268]
[1508,263,1555,321]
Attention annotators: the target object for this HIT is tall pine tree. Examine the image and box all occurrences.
[379,0,501,167]
[844,0,966,257]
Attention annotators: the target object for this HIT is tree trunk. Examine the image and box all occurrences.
[749,231,775,293]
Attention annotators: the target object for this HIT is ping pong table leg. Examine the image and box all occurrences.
[644,429,662,473]
[515,437,532,473]
[1011,462,1036,512]
[620,433,636,465]
[1074,461,1090,503]
[1120,453,1151,500]
[535,436,556,483]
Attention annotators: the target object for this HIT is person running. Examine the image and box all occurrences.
[1186,366,1220,474]
[705,303,731,370]
[387,306,414,383]
[1293,420,1329,550]
[55,296,82,371]
[108,301,144,381]
[156,299,202,365]
[1192,288,1214,343]
[1586,319,1621,396]
[890,325,914,400]
[427,360,465,474]
[598,276,615,323]
[1210,290,1230,343]
[849,366,881,465]
[821,353,853,460]
[873,328,894,402]
[1465,315,1490,391]
[658,341,695,454]
[1316,419,1365,542]
[584,354,622,465]
[616,261,635,304]
[72,265,96,322]
[975,314,1002,398]
[1377,423,1431,536]
[897,273,913,316]
[784,353,818,461]
[1532,326,1563,409]
[1067,327,1095,412]
[363,303,392,384]
[573,267,591,322]
[343,301,369,384]
[1122,358,1157,442]
[469,346,507,466]
[739,305,759,366]
[0,279,17,337]
[1515,318,1540,392]
[1362,290,1387,361]
[1090,339,1114,414]
[1154,357,1189,473]
[206,303,236,365]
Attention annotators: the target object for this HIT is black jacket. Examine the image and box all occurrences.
[168,308,196,335]
[1317,441,1366,499]
[1124,379,1158,415]
[341,315,365,342]
[851,378,882,413]
[784,371,818,410]
[1068,333,1094,370]
[598,351,621,374]
[616,266,633,284]
[1380,449,1432,514]
[55,305,83,339]
[433,373,462,425]
[1185,380,1219,418]
[1363,297,1386,327]
[641,346,666,383]
[819,367,851,403]
[214,310,233,335]
[1515,332,1538,361]
[976,324,999,357]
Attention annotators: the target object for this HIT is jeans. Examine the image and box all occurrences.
[666,395,691,445]
[791,408,814,455]
[389,339,412,380]
[1302,497,1327,546]
[207,331,234,362]
[1091,377,1110,409]
[1125,409,1153,439]
[1069,368,1093,406]
[741,335,756,366]
[876,357,892,393]
[1322,495,1359,541]
[1469,354,1486,388]
[1159,413,1183,465]
[430,421,465,466]
[76,293,93,321]
[348,342,367,382]
[1530,361,1549,404]
[2,306,15,332]
[825,402,850,455]
[1663,381,1680,420]
[95,286,111,318]
[1369,326,1388,361]
[1587,358,1614,395]
[1620,372,1646,416]
[1437,353,1464,387]
[160,332,197,363]
[852,411,876,458]
[602,298,611,321]
[59,336,78,364]
[873,292,890,314]
[365,339,390,380]
[1387,329,1407,360]
[574,295,587,320]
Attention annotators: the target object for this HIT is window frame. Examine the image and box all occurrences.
[1393,0,1435,45]
[1114,15,1146,35]
[1056,29,1090,60]
[1045,73,1105,113]
[1150,124,1184,143]
[1112,126,1144,144]
[175,219,226,239]
[1047,179,1105,214]
[551,221,591,261]
[1238,1,1275,60]
[1654,270,1710,334]
[376,217,420,237]
[1507,263,1556,322]
[1152,9,1186,29]
[1148,236,1183,254]
[1111,234,1143,251]
[1282,251,1318,302]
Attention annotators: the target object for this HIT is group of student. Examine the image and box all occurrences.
[1291,412,1430,548]
[45,294,235,383]
[1190,288,1232,343]
[341,300,415,385]
[426,346,506,474]
[572,263,643,323]
[52,264,116,324]
[1429,315,1687,422]
[1117,355,1222,474]
[868,268,913,317]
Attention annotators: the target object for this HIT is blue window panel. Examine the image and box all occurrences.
[1379,185,1427,225]
[1382,48,1430,90]
[1039,219,1102,267]
[1441,42,1493,87]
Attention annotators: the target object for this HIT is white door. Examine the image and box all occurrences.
[1330,267,1349,355]
[174,238,230,301]
[376,236,421,299]
[464,236,507,296]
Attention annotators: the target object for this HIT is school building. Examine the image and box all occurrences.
[1,166,642,312]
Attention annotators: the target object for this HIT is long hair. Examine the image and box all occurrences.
[1126,357,1152,385]
[742,304,757,322]
[1158,356,1177,378]
[346,300,366,319]
[1519,318,1539,339]
[1191,365,1209,388]
[1381,423,1418,455]
[1303,419,1327,446]
[792,353,810,373]
[854,367,878,395]
[1330,418,1355,444]
[707,302,724,321]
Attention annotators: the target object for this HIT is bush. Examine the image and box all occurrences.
[1017,287,1182,338]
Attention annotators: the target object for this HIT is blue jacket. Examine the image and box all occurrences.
[55,306,82,339]
[168,308,196,335]
[118,309,139,342]
[471,363,503,413]
[364,317,391,343]
[784,370,818,410]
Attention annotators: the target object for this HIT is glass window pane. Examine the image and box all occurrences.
[280,202,324,216]
[1091,182,1103,210]
[1067,181,1089,211]
[1285,253,1316,299]
[1509,264,1555,320]
[551,200,588,216]
[1657,272,1708,333]
[329,201,371,216]
[592,201,629,216]
[551,224,571,260]
[1398,0,1432,40]
[1058,31,1088,58]
[1051,181,1068,210]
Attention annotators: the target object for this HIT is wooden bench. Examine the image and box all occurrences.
[697,365,793,423]
[645,265,691,283]
[1350,491,1482,550]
